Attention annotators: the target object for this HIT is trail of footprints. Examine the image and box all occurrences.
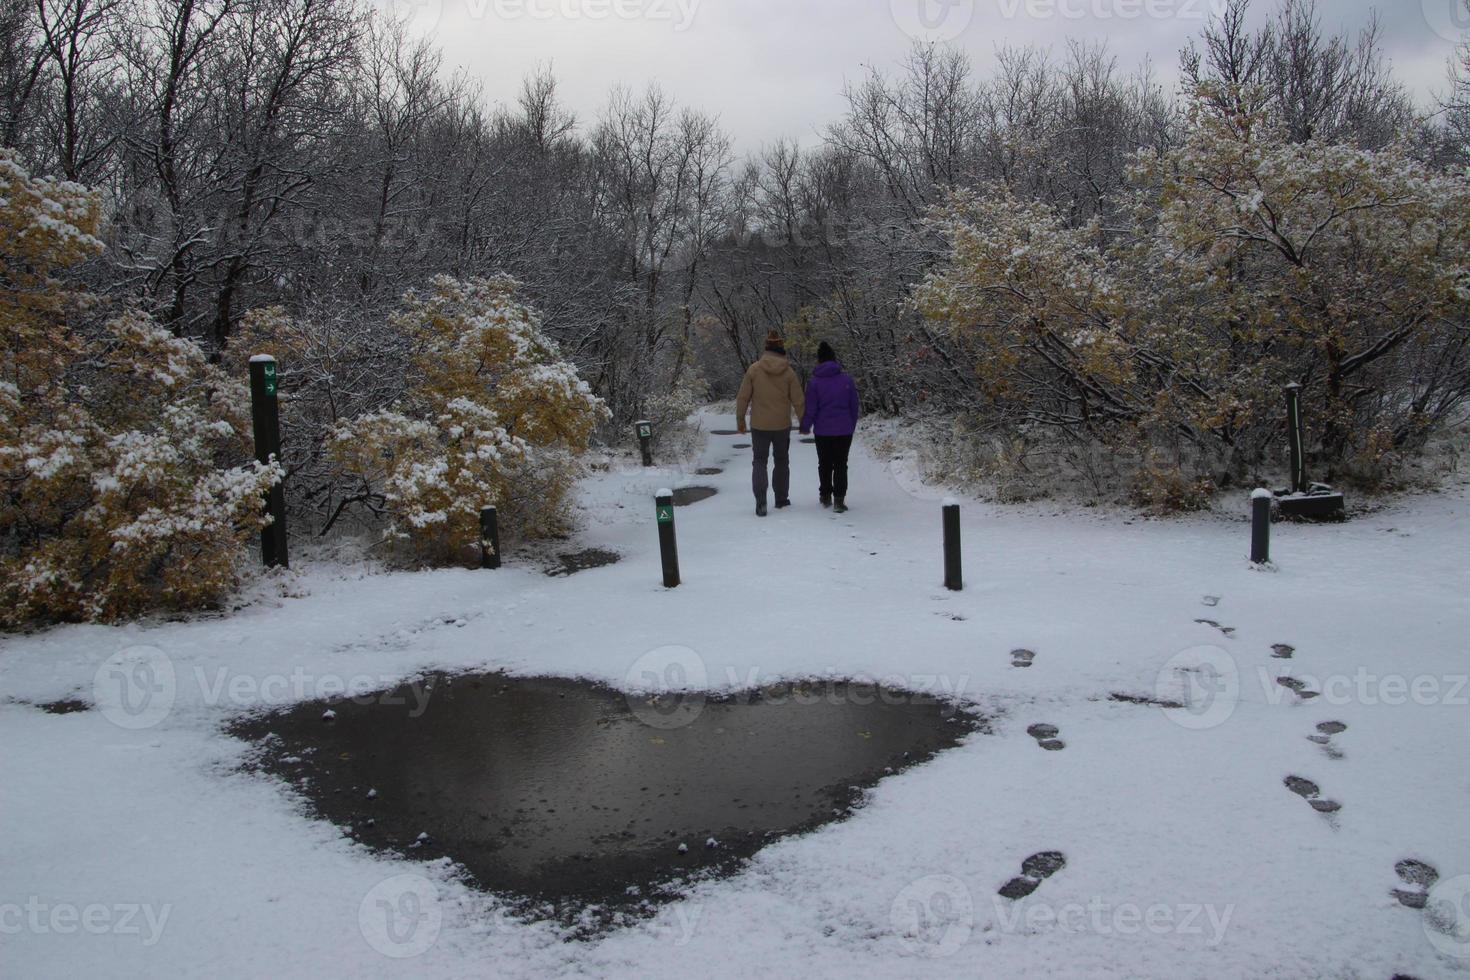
[1269,633,1444,934]
[1184,609,1348,818]
[1006,611,1439,941]
[1272,637,1347,816]
[1007,646,1067,754]
[1009,649,1066,750]
[995,649,1071,903]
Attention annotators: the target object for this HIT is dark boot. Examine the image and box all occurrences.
[756,500,768,517]
[833,498,847,514]
[820,493,832,508]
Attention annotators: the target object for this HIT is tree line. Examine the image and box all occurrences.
[3,0,1468,519]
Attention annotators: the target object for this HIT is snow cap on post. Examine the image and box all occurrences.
[656,488,673,498]
[248,354,276,364]
[942,496,959,508]
[1251,488,1273,500]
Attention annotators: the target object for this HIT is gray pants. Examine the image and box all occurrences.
[751,429,790,504]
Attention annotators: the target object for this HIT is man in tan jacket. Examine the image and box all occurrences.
[736,331,805,517]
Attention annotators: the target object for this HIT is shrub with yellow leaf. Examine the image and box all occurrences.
[329,275,608,566]
[913,98,1470,498]
[1,150,279,627]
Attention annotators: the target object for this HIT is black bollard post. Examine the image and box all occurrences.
[248,355,288,569]
[1250,489,1272,565]
[1284,383,1305,494]
[655,490,680,588]
[480,506,501,570]
[636,420,654,467]
[943,499,963,591]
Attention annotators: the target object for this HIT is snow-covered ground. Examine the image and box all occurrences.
[3,412,1468,978]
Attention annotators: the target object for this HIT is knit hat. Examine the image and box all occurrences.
[816,341,836,363]
[764,330,785,354]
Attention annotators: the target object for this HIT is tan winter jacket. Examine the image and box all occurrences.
[736,352,805,432]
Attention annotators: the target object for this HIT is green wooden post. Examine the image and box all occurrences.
[656,490,680,588]
[249,355,288,569]
[636,420,654,467]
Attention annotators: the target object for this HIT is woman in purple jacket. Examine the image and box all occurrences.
[799,342,861,513]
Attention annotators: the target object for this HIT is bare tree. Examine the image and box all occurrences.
[1440,0,1470,160]
[347,13,452,299]
[0,0,47,152]
[33,0,124,180]
[203,0,359,349]
[113,0,237,331]
[1181,0,1411,148]
[590,83,731,415]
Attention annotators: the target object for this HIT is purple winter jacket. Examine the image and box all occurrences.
[801,361,860,437]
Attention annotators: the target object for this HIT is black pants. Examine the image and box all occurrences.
[814,434,853,499]
[751,429,790,504]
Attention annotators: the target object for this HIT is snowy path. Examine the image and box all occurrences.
[3,413,1468,978]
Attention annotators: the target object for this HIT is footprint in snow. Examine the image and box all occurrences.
[1010,649,1036,668]
[998,851,1067,900]
[1201,595,1221,607]
[1272,643,1295,659]
[1195,618,1236,637]
[1308,721,1347,759]
[1283,775,1341,813]
[1027,723,1065,751]
[1392,859,1439,910]
[1276,676,1321,701]
[1108,692,1184,709]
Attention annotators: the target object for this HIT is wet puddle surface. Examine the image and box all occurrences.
[671,486,717,506]
[231,674,978,923]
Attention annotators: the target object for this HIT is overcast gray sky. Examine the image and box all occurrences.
[388,0,1466,152]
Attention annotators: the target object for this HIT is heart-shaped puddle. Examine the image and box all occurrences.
[231,673,979,922]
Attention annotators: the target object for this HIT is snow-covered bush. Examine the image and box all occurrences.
[0,151,279,626]
[639,359,708,459]
[913,97,1470,496]
[328,276,608,566]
